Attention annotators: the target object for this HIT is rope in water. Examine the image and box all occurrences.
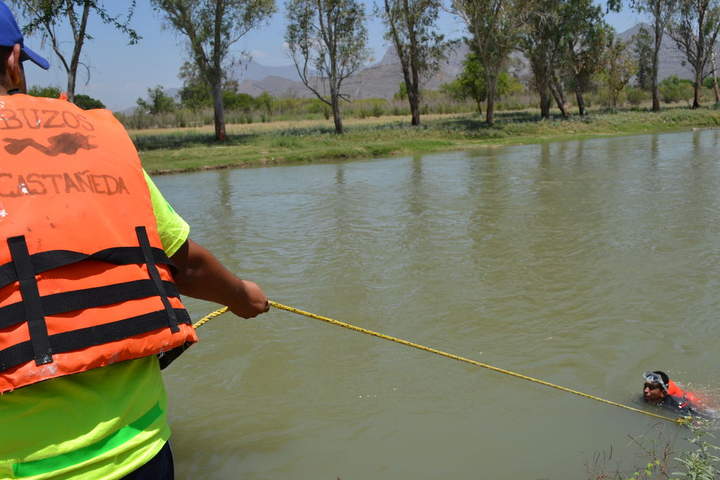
[193,300,686,425]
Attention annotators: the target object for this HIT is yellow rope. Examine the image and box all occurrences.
[194,301,687,425]
[192,306,228,329]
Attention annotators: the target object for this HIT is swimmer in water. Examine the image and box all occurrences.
[642,371,715,419]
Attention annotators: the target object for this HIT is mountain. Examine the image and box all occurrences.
[233,43,471,100]
[618,23,695,81]
[230,60,300,82]
[120,23,705,111]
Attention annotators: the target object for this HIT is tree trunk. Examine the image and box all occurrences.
[212,81,226,141]
[66,0,92,103]
[550,74,567,118]
[652,17,661,112]
[575,89,586,116]
[66,70,77,104]
[331,94,344,134]
[539,90,551,118]
[693,71,702,108]
[712,50,720,103]
[486,73,497,125]
[408,83,421,126]
[475,98,483,115]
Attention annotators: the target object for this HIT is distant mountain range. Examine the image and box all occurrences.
[230,23,703,100]
[123,23,702,112]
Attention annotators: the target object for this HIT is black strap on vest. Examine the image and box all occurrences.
[0,246,173,291]
[0,308,192,372]
[0,227,188,373]
[7,236,52,366]
[136,227,179,333]
[0,279,180,330]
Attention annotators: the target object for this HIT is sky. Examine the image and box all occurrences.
[15,1,643,111]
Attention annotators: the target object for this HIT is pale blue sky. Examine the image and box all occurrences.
[16,1,641,111]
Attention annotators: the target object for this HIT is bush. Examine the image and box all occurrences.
[74,94,105,110]
[28,85,62,98]
[659,76,694,104]
[626,87,649,106]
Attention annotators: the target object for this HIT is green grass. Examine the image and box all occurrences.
[136,107,720,174]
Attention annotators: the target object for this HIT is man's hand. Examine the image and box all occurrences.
[230,279,269,318]
[171,238,270,318]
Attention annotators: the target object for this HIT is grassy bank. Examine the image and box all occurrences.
[135,107,720,174]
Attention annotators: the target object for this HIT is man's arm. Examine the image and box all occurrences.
[170,238,269,318]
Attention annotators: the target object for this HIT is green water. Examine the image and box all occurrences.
[157,129,720,479]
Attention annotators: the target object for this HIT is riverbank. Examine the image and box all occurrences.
[135,107,720,174]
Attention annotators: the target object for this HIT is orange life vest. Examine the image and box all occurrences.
[0,94,197,393]
[667,380,703,409]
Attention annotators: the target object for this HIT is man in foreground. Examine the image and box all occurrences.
[0,2,269,478]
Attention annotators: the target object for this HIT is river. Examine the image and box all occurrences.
[157,129,720,479]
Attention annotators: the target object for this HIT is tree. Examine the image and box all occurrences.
[453,0,527,125]
[520,0,566,118]
[379,0,447,126]
[633,26,654,90]
[72,93,104,109]
[286,0,369,134]
[136,86,176,115]
[28,85,62,98]
[559,0,609,115]
[12,1,139,103]
[152,0,275,141]
[442,51,520,113]
[659,74,695,102]
[631,0,679,111]
[668,0,720,108]
[602,33,637,110]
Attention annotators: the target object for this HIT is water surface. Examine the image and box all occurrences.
[157,129,720,479]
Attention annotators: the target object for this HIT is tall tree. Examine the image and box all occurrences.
[286,0,369,134]
[152,0,275,141]
[442,49,520,114]
[379,0,446,126]
[519,0,565,118]
[668,0,720,108]
[602,32,637,110]
[633,26,654,90]
[11,0,139,103]
[631,0,678,110]
[559,0,609,115]
[453,0,527,125]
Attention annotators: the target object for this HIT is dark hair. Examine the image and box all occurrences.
[0,46,11,76]
[653,371,670,386]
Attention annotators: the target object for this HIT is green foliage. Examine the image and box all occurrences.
[73,94,105,110]
[673,422,720,480]
[633,26,653,90]
[28,85,105,109]
[179,82,211,111]
[441,52,522,113]
[659,75,694,103]
[626,86,649,106]
[136,86,176,115]
[702,76,719,89]
[285,0,370,133]
[28,85,62,98]
[625,460,662,480]
[600,32,637,109]
[395,82,408,101]
[152,0,276,139]
[12,1,140,100]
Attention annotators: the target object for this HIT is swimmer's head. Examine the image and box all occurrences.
[643,371,669,403]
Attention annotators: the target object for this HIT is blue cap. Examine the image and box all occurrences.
[0,1,49,70]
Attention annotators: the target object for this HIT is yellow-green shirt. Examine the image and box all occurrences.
[0,172,189,480]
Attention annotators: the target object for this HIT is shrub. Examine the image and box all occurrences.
[626,87,649,106]
[659,76,694,104]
